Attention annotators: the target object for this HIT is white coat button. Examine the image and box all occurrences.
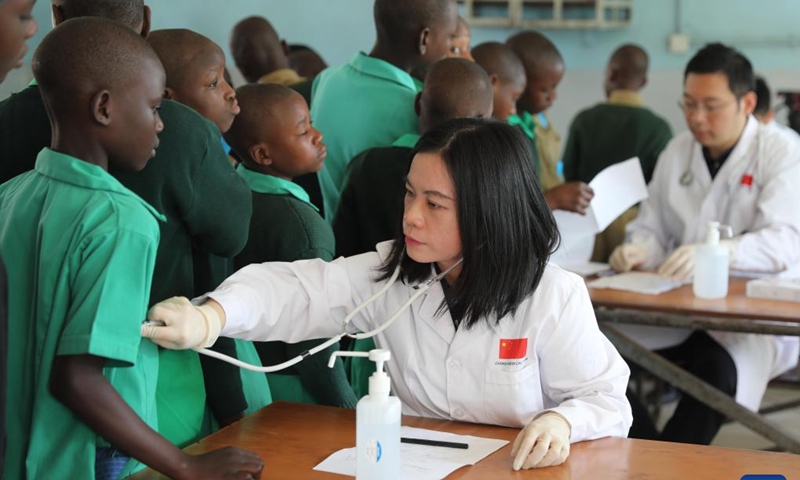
[453,408,464,418]
[448,359,460,368]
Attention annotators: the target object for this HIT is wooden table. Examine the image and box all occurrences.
[130,402,800,480]
[589,277,800,452]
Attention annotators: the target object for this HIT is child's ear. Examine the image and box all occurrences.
[140,5,152,38]
[249,144,273,166]
[281,39,289,57]
[91,90,113,126]
[163,87,176,100]
[489,73,500,89]
[51,4,65,28]
[414,92,422,117]
[418,28,431,56]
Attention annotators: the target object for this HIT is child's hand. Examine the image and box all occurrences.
[183,447,264,479]
[544,182,594,214]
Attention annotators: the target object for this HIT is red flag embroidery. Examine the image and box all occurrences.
[499,338,528,359]
[741,173,753,187]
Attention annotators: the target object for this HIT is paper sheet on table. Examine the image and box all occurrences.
[313,426,509,480]
[561,261,612,277]
[587,272,686,295]
[550,158,648,268]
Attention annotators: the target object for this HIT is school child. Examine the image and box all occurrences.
[224,83,357,408]
[310,0,458,221]
[471,41,526,122]
[0,0,37,469]
[231,16,305,87]
[0,0,257,447]
[288,44,328,80]
[507,30,594,215]
[148,27,273,446]
[0,18,263,480]
[562,44,672,261]
[145,118,633,471]
[449,16,473,60]
[334,58,493,259]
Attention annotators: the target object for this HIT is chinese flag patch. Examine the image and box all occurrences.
[499,338,528,359]
[741,173,753,187]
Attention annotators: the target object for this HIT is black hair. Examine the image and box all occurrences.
[374,0,454,45]
[754,76,771,116]
[684,43,755,98]
[379,118,560,330]
[54,0,144,30]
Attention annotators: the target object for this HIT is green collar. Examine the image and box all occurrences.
[28,78,37,87]
[508,112,536,140]
[392,133,420,148]
[236,165,318,211]
[348,52,418,93]
[34,148,165,221]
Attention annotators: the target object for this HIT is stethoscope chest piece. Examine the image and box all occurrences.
[679,170,694,186]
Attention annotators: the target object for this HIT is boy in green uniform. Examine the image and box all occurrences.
[311,0,458,222]
[0,18,263,480]
[507,30,594,215]
[225,84,358,408]
[0,0,256,446]
[562,44,672,261]
[472,41,526,122]
[333,58,493,397]
[231,16,305,87]
[0,0,37,470]
[148,27,273,446]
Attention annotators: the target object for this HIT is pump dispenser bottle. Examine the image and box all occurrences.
[694,221,734,299]
[329,349,401,480]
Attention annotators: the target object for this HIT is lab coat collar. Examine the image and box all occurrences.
[413,268,457,344]
[711,116,759,185]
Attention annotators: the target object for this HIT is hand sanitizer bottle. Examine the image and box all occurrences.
[694,221,733,299]
[329,349,401,480]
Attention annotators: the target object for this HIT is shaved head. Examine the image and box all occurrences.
[506,30,563,76]
[148,29,222,90]
[472,42,525,85]
[52,0,144,30]
[230,16,288,83]
[34,16,161,120]
[604,43,648,95]
[419,58,493,134]
[225,83,295,162]
[374,0,457,48]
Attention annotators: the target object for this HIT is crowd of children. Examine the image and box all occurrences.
[1,0,799,478]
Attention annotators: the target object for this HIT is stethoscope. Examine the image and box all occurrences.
[679,124,763,187]
[194,257,465,373]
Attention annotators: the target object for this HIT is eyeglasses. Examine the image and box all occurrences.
[677,99,735,116]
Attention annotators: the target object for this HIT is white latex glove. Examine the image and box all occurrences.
[141,297,223,350]
[608,243,648,273]
[658,240,738,282]
[510,412,571,470]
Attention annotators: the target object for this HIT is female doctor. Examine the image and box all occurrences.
[609,43,800,444]
[144,118,632,470]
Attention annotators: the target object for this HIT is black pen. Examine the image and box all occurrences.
[401,437,469,449]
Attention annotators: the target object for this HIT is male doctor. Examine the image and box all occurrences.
[610,43,800,445]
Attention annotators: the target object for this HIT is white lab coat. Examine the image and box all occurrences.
[622,116,800,410]
[209,243,632,443]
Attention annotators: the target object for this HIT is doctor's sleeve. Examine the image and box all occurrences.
[206,256,377,343]
[538,282,633,442]
[625,149,673,268]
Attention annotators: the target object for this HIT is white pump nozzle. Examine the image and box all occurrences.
[705,221,733,246]
[328,349,392,397]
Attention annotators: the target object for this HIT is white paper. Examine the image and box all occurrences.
[551,158,648,267]
[560,261,612,277]
[587,272,686,295]
[313,426,509,480]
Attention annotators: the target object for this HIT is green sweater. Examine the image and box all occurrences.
[0,87,252,424]
[562,102,672,184]
[333,141,415,258]
[234,167,357,408]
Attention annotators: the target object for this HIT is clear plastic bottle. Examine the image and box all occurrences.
[694,221,733,299]
[329,349,401,480]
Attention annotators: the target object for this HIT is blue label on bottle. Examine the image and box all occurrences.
[365,439,382,464]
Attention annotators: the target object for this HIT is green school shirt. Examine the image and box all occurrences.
[508,112,541,182]
[562,91,673,184]
[333,133,418,258]
[234,166,356,408]
[0,149,164,479]
[311,52,419,222]
[0,87,254,447]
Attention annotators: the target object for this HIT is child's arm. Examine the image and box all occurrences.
[50,354,264,480]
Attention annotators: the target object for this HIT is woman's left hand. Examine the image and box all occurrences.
[510,412,571,470]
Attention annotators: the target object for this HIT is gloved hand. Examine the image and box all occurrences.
[609,243,648,272]
[657,239,738,282]
[141,297,223,350]
[510,412,571,470]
